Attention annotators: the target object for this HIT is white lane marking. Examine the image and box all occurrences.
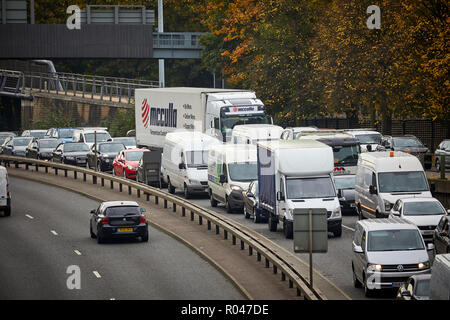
[50,230,58,236]
[342,224,355,232]
[74,250,82,256]
[93,271,102,278]
[25,214,34,220]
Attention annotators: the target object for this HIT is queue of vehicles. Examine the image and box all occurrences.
[1,87,449,299]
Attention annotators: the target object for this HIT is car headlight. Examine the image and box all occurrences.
[127,165,135,170]
[230,185,242,191]
[418,262,430,269]
[367,264,382,272]
[331,207,341,218]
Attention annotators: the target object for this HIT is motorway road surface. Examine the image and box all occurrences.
[0,177,244,300]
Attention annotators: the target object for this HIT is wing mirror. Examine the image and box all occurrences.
[391,210,401,217]
[219,174,227,184]
[90,209,96,214]
[427,243,435,251]
[247,192,254,198]
[401,290,411,297]
[276,191,285,201]
[353,245,363,253]
[179,163,186,170]
[369,185,378,195]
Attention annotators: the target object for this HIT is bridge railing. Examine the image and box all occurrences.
[0,154,326,301]
[0,69,159,104]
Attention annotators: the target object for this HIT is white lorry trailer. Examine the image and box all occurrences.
[257,140,342,239]
[135,87,271,149]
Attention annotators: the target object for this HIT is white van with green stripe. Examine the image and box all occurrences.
[208,144,257,213]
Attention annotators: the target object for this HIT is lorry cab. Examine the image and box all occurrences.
[257,140,342,239]
[296,130,361,175]
[231,124,283,145]
[355,151,432,219]
[208,144,258,213]
[162,131,221,198]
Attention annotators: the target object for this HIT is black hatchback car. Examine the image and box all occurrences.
[86,142,125,172]
[26,138,61,160]
[89,201,149,243]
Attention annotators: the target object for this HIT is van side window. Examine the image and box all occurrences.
[280,177,285,198]
[214,118,220,129]
[371,172,377,187]
[363,168,372,187]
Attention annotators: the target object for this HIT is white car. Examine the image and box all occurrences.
[389,197,448,243]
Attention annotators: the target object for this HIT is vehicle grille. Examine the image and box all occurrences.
[418,225,435,231]
[381,264,421,272]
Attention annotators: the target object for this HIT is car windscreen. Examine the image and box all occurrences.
[334,175,356,190]
[105,206,140,217]
[64,144,89,152]
[414,279,430,297]
[356,134,381,144]
[403,201,445,216]
[333,145,360,166]
[221,115,271,131]
[393,138,423,147]
[99,143,124,153]
[13,138,32,146]
[39,140,59,149]
[125,151,144,161]
[59,129,75,138]
[286,177,336,199]
[367,229,425,252]
[85,132,111,143]
[378,171,429,193]
[31,131,46,139]
[186,150,208,168]
[228,162,258,182]
[114,138,136,147]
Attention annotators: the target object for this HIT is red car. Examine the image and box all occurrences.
[112,148,150,179]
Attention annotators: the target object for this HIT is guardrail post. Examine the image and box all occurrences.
[281,272,286,281]
[25,163,29,170]
[82,76,85,98]
[64,169,67,177]
[45,166,48,173]
[181,207,186,217]
[35,164,38,171]
[257,252,261,262]
[155,196,158,205]
[137,189,140,198]
[54,168,58,175]
[119,183,122,192]
[289,279,293,288]
[101,178,104,187]
[265,258,270,268]
[172,203,176,212]
[128,186,131,195]
[164,199,167,208]
[207,220,211,230]
[198,215,202,225]
[224,230,228,240]
[441,155,446,180]
[146,193,149,201]
[93,176,97,185]
[190,211,194,221]
[232,235,236,245]
[110,180,113,189]
[240,240,245,250]
[83,173,86,182]
[249,246,253,256]
[74,171,77,180]
[273,265,277,274]
[216,225,219,235]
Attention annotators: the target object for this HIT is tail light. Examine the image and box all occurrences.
[139,215,147,223]
[101,216,109,224]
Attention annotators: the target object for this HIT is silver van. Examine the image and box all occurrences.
[0,166,11,216]
[355,151,432,219]
[352,217,433,297]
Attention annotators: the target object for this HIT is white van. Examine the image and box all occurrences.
[0,166,11,216]
[345,129,382,152]
[72,129,112,148]
[231,124,283,145]
[161,131,221,198]
[208,144,258,213]
[355,151,432,219]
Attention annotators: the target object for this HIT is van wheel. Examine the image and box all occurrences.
[268,214,277,232]
[244,207,250,219]
[168,178,175,194]
[4,206,11,217]
[283,219,293,239]
[184,184,191,199]
[210,192,218,207]
[333,225,342,237]
[363,274,374,297]
[225,196,233,213]
[352,264,362,288]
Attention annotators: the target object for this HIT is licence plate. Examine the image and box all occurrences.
[350,203,356,208]
[118,228,133,233]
